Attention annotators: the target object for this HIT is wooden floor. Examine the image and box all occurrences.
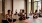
[0,13,42,23]
[0,13,2,23]
[15,17,42,23]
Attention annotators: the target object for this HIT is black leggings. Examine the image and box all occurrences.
[2,20,8,23]
[8,18,12,22]
[8,18,16,22]
[13,19,16,22]
[19,17,23,20]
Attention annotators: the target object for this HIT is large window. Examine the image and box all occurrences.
[27,0,31,16]
[27,0,31,14]
[27,0,41,15]
[34,0,41,12]
[29,0,31,13]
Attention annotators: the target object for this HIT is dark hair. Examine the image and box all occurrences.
[22,10,24,13]
[8,10,10,13]
[35,10,37,13]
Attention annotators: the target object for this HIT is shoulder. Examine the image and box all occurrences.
[6,14,8,16]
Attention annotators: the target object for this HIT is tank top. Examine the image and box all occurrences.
[6,14,12,19]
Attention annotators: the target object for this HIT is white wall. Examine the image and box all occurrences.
[5,0,12,14]
[13,0,25,14]
[0,0,12,14]
[0,0,2,1]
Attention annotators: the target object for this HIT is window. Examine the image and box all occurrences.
[34,2,37,12]
[34,0,41,12]
[27,0,31,16]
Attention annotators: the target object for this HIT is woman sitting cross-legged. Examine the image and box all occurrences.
[6,10,12,23]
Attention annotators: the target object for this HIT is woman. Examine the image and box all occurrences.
[6,10,12,23]
[33,10,38,19]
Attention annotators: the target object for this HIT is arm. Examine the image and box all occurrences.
[5,14,8,20]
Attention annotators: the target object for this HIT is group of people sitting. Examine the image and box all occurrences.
[2,9,42,23]
[2,9,26,23]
